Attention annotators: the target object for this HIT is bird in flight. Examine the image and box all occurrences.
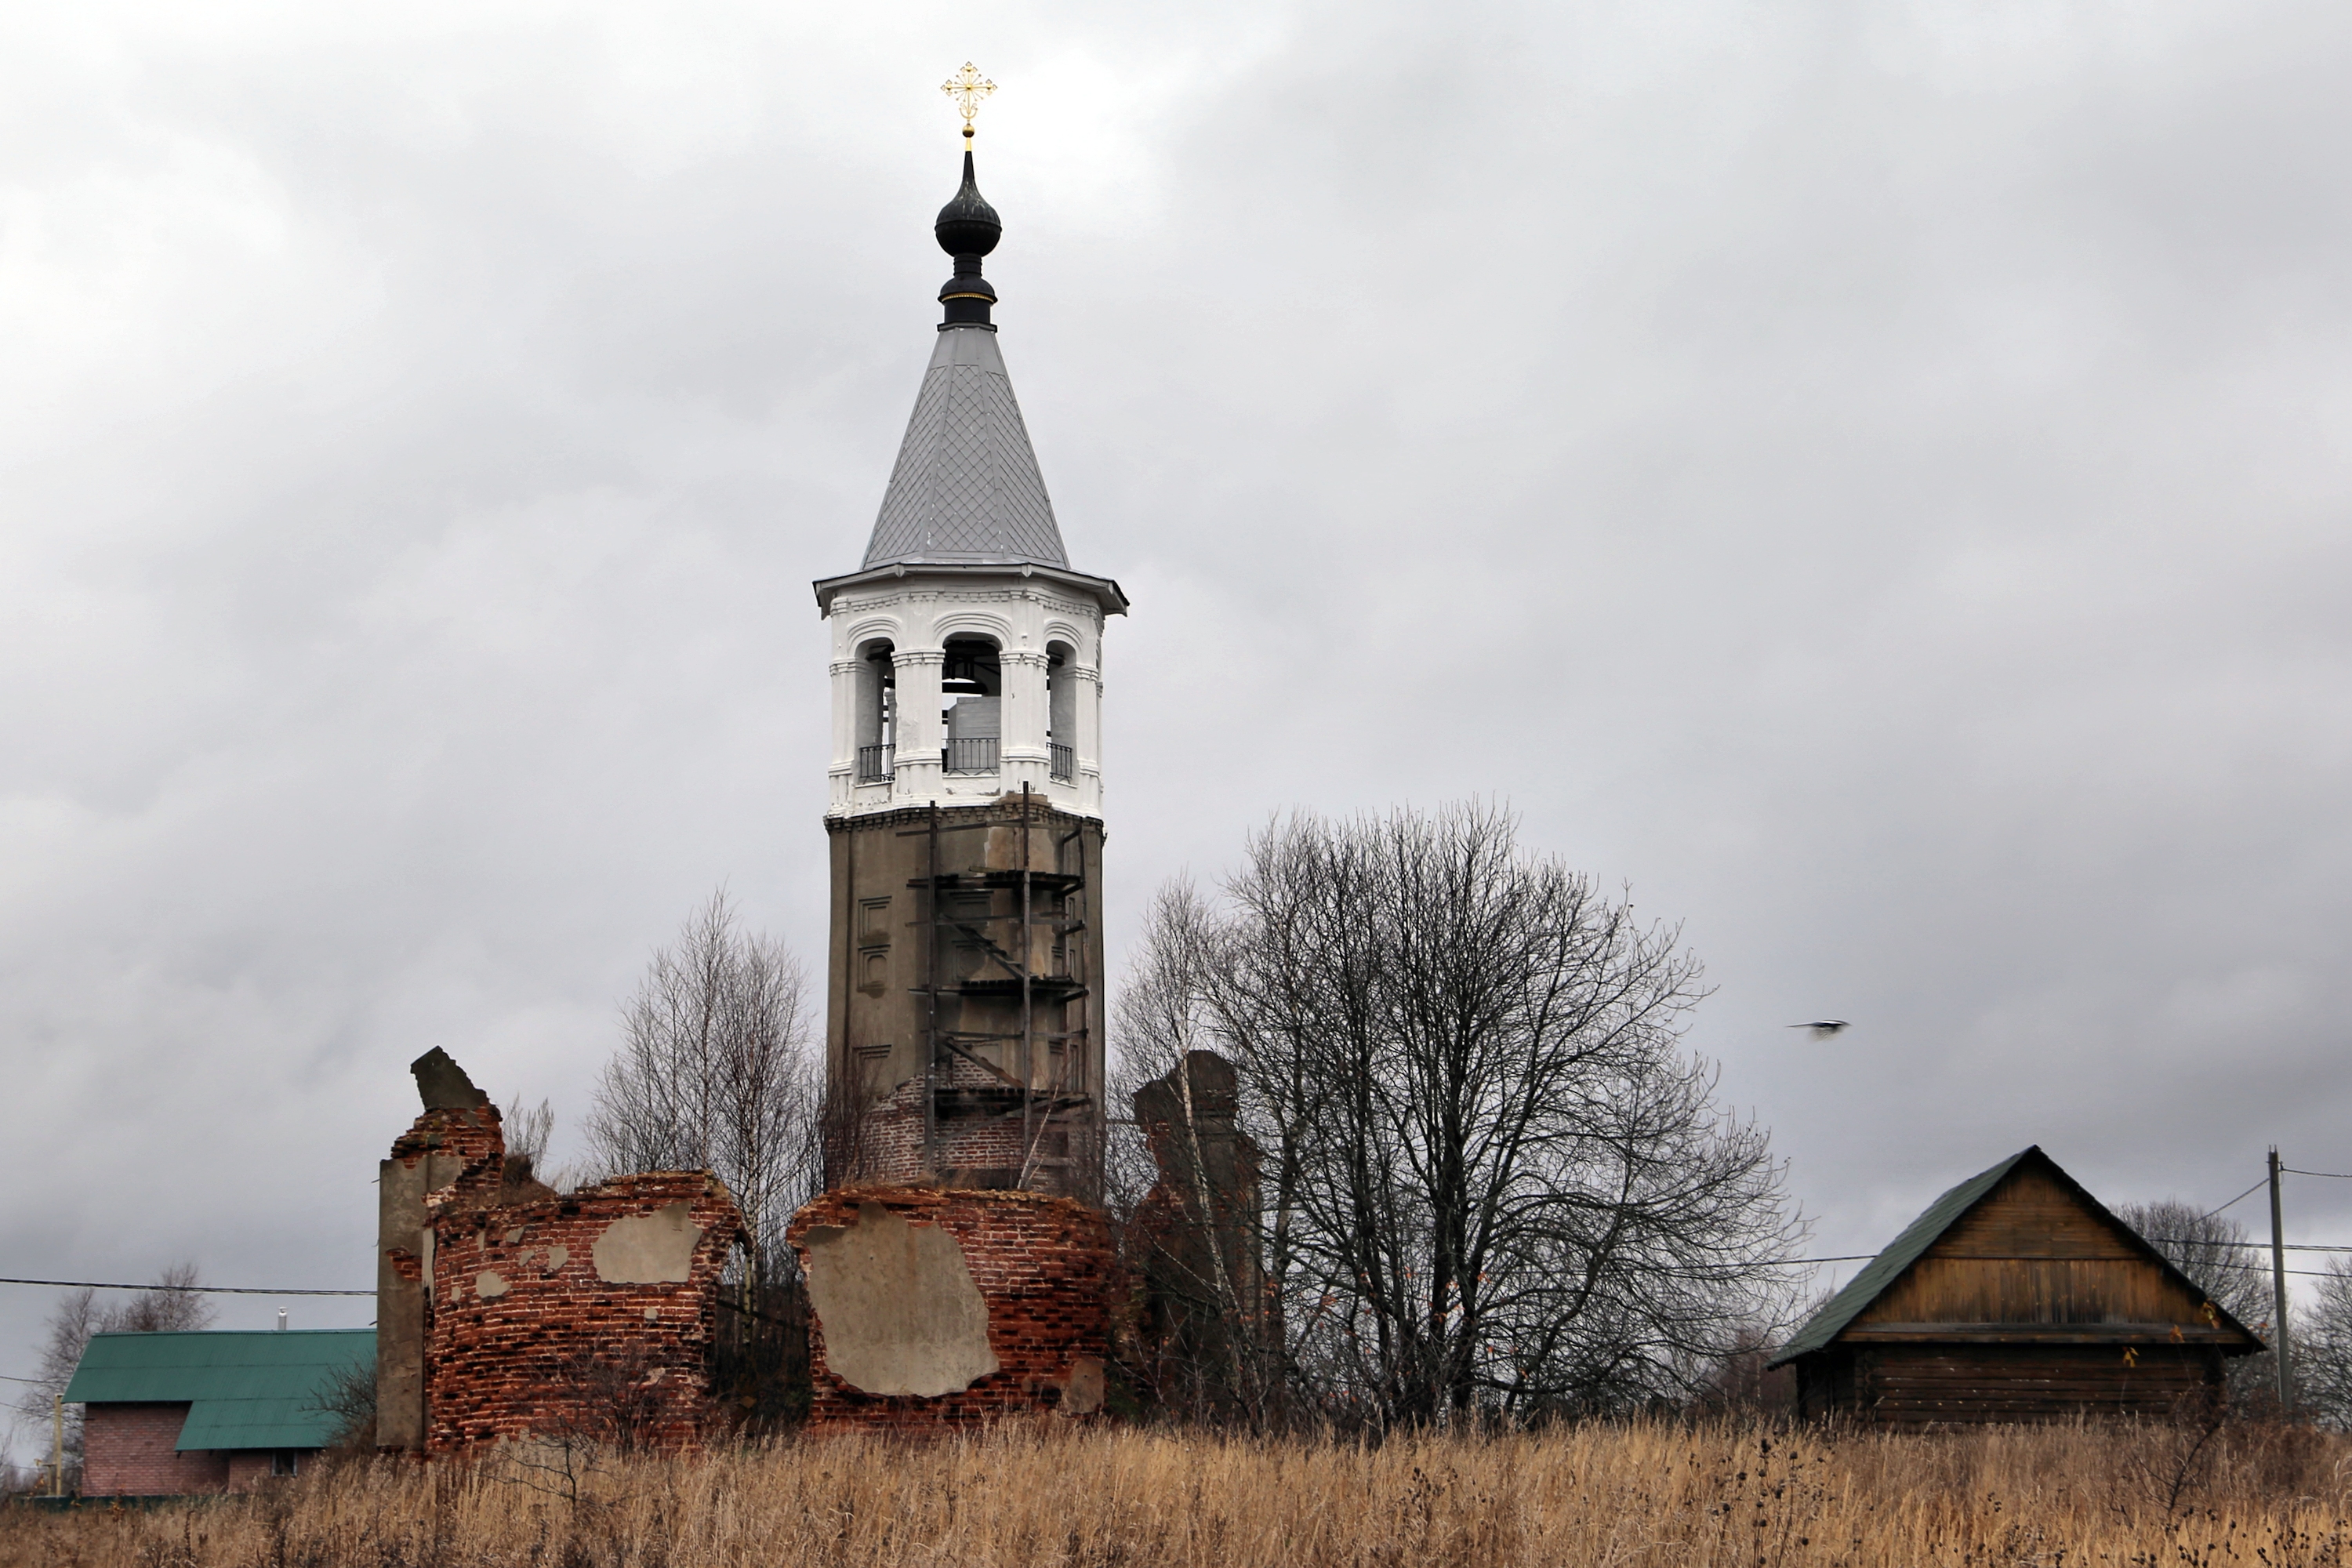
[1790,1020,1852,1039]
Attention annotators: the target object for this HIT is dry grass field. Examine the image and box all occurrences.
[5,1418,2351,1567]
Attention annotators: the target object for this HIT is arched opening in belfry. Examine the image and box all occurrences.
[855,639,895,782]
[1046,641,1076,783]
[942,636,1002,774]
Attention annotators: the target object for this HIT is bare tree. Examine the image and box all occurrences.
[306,1357,381,1457]
[10,1265,214,1485]
[498,1094,564,1202]
[583,891,821,1291]
[1114,804,1803,1429]
[2115,1200,2277,1403]
[2296,1257,2352,1430]
[503,1094,555,1175]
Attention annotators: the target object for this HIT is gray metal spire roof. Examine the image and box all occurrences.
[861,325,1069,569]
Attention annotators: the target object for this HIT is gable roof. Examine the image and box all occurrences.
[63,1330,372,1451]
[862,324,1069,571]
[1769,1145,2265,1367]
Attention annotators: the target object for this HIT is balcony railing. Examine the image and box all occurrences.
[855,743,895,783]
[1049,742,1075,783]
[943,736,1000,775]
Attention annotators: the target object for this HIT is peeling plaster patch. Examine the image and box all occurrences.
[503,1228,525,1245]
[593,1202,701,1283]
[475,1272,509,1299]
[804,1202,999,1398]
[1061,1356,1105,1415]
[535,1245,569,1276]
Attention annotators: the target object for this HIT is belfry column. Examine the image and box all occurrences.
[1073,657,1105,817]
[826,655,861,811]
[891,644,945,802]
[1000,645,1051,796]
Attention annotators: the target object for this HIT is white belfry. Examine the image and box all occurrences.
[814,149,1126,820]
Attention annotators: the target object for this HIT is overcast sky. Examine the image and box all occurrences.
[5,0,2351,1443]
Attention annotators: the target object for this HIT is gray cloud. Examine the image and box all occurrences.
[5,0,2352,1445]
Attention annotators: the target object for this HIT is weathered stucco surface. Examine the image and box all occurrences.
[800,1200,1000,1398]
[591,1200,702,1283]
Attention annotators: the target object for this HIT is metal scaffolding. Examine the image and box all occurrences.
[897,785,1095,1193]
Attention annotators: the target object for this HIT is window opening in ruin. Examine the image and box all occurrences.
[271,1450,299,1478]
[856,641,896,782]
[942,637,1001,774]
[1046,641,1076,782]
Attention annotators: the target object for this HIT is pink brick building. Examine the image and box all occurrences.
[65,1329,370,1497]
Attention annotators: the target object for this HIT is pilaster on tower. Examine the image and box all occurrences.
[812,143,1125,1202]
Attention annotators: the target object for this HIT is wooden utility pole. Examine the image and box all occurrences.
[2270,1147,2293,1410]
[50,1393,63,1497]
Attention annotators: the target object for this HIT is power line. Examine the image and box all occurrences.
[2151,1239,2352,1254]
[2285,1167,2352,1181]
[2164,1260,2342,1279]
[0,1277,370,1298]
[2201,1177,2269,1219]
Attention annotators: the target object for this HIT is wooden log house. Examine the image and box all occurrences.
[1771,1146,2263,1425]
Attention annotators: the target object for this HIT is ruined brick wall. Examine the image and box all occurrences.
[789,1185,1118,1429]
[379,1102,505,1450]
[80,1404,230,1497]
[1125,1051,1273,1414]
[390,1104,504,1180]
[424,1172,746,1454]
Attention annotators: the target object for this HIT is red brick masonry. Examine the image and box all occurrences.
[390,1103,504,1174]
[789,1185,1118,1429]
[81,1404,229,1497]
[425,1172,746,1454]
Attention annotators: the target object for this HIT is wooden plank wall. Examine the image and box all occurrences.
[1817,1345,2222,1427]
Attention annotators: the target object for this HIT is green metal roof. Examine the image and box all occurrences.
[63,1330,372,1451]
[1769,1149,2036,1367]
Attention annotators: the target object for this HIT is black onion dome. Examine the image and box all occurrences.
[934,152,1001,257]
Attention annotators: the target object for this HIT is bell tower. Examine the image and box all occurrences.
[813,132,1127,1200]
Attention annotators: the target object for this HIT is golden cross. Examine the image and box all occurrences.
[940,62,996,142]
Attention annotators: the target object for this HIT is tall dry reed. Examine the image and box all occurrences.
[6,1419,2350,1567]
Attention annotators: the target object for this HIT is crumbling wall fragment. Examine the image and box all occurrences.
[376,1047,749,1456]
[424,1171,747,1455]
[376,1050,504,1450]
[1128,1050,1271,1410]
[789,1185,1116,1428]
